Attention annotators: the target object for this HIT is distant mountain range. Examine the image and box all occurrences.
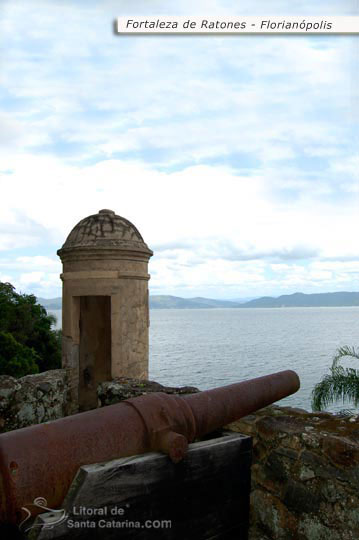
[240,291,359,308]
[38,292,359,310]
[149,296,246,309]
[38,297,62,309]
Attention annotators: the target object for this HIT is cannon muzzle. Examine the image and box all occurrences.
[0,369,299,524]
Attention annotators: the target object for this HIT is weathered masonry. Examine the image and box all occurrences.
[57,209,153,413]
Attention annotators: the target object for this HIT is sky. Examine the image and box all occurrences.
[0,1,358,300]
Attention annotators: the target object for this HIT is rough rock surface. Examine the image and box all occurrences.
[0,371,199,432]
[98,376,199,406]
[228,405,359,540]
[0,369,68,432]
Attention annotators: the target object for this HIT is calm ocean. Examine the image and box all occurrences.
[48,307,359,413]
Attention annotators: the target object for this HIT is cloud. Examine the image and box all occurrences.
[1,1,356,171]
[329,154,359,192]
[0,150,358,297]
[0,0,358,298]
[0,256,60,270]
[0,210,54,251]
[199,241,319,262]
[151,241,197,252]
[17,272,61,296]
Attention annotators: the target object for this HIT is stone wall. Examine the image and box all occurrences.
[0,371,198,432]
[98,376,199,406]
[0,369,68,432]
[228,405,359,540]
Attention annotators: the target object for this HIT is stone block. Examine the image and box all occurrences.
[298,516,342,540]
[282,479,323,514]
[322,435,359,467]
[0,369,68,432]
[251,489,298,539]
[256,416,306,441]
[97,377,199,406]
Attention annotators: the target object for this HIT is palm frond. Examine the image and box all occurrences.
[311,366,359,411]
[332,345,359,369]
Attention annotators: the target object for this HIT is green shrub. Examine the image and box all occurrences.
[0,331,39,378]
[0,282,61,376]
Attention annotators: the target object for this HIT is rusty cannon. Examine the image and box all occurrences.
[0,369,299,525]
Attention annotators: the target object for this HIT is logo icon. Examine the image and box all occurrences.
[19,497,68,533]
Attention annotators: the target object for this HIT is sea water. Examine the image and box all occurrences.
[48,307,359,413]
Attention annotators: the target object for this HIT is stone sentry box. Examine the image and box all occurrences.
[57,209,153,413]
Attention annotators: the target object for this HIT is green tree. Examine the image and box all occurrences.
[0,331,39,378]
[311,346,359,411]
[0,282,61,377]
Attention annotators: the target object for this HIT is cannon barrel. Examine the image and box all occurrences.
[0,369,299,524]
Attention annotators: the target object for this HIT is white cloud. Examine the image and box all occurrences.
[19,272,45,285]
[1,153,357,297]
[16,271,61,294]
[0,273,13,284]
[0,0,358,298]
[0,256,61,271]
[0,2,356,168]
[329,154,359,192]
[0,154,357,254]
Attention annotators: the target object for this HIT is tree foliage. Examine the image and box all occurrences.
[0,282,61,377]
[0,331,39,378]
[311,346,359,412]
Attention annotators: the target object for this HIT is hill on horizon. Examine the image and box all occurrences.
[38,297,62,309]
[38,291,359,310]
[240,291,359,308]
[37,295,245,310]
[149,295,245,309]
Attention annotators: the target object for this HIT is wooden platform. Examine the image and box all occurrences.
[29,431,252,540]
